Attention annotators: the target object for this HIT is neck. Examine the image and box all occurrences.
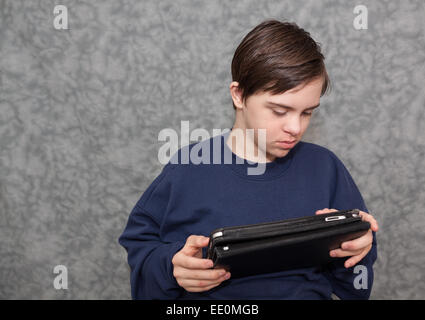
[226,122,275,163]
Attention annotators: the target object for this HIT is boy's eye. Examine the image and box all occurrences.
[273,110,287,116]
[273,110,313,116]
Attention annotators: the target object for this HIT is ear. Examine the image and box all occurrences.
[229,81,245,110]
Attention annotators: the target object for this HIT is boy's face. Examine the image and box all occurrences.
[230,77,323,162]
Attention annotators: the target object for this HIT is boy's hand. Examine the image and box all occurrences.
[315,208,379,268]
[172,235,231,292]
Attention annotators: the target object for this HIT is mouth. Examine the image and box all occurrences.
[275,140,297,149]
[277,140,296,143]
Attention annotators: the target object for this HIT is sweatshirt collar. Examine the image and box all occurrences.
[219,128,296,180]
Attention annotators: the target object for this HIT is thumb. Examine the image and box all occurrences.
[182,235,209,256]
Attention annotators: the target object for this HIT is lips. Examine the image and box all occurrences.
[275,140,297,149]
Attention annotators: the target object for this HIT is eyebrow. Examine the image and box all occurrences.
[266,102,320,111]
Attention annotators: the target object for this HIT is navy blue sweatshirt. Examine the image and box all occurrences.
[118,129,377,300]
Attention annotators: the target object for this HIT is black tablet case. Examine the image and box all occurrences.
[206,209,370,278]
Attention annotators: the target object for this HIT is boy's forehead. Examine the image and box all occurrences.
[261,78,324,101]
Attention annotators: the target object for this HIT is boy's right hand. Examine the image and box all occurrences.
[172,235,231,292]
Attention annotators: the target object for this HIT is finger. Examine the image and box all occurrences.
[315,208,330,214]
[315,208,338,215]
[185,282,223,293]
[358,211,379,232]
[182,235,210,256]
[330,248,364,258]
[180,273,230,290]
[176,267,228,281]
[340,230,373,251]
[315,208,327,214]
[344,246,371,268]
[173,254,213,270]
[180,277,224,289]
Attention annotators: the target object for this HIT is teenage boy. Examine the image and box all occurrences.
[119,19,378,300]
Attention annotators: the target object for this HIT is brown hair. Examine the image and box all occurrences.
[231,19,330,110]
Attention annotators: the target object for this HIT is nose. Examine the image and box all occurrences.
[282,114,301,137]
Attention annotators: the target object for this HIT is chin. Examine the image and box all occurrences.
[277,150,290,157]
[266,149,288,160]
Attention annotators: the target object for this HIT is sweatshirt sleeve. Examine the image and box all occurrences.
[118,163,186,299]
[323,152,378,300]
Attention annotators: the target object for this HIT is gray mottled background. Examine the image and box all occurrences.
[1,0,424,299]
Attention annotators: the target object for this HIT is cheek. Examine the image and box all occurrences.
[246,112,272,131]
[301,117,312,131]
[264,126,281,143]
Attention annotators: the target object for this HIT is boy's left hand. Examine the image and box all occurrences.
[315,208,379,269]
